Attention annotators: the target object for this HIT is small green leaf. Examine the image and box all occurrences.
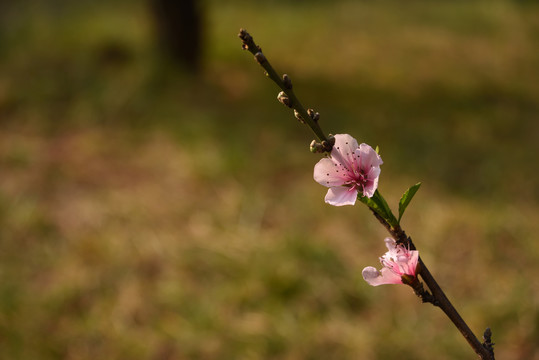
[375,146,380,154]
[398,182,421,223]
[359,190,398,228]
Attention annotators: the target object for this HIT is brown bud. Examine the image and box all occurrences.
[307,109,320,122]
[238,29,252,49]
[277,91,291,108]
[321,135,335,153]
[327,134,336,146]
[309,140,318,153]
[294,109,305,124]
[310,140,326,153]
[238,28,249,40]
[254,52,266,64]
[282,74,292,89]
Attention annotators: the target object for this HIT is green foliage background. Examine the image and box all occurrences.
[0,1,538,359]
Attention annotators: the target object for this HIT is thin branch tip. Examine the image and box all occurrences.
[238,28,260,54]
[482,327,495,358]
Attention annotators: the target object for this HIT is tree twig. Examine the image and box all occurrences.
[238,29,332,151]
[372,210,495,360]
[238,27,494,360]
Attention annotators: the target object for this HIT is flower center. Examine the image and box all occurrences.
[346,170,368,190]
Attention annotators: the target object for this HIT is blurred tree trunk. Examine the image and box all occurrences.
[150,0,203,73]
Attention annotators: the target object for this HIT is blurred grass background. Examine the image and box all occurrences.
[0,0,538,359]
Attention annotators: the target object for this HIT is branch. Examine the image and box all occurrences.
[238,28,494,360]
[373,211,495,360]
[238,28,332,151]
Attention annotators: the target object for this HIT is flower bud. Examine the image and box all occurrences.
[254,52,266,64]
[282,74,292,89]
[321,140,332,152]
[238,29,251,50]
[327,134,336,146]
[307,109,320,122]
[310,140,318,153]
[310,140,325,153]
[277,91,291,108]
[294,109,305,124]
[238,28,250,42]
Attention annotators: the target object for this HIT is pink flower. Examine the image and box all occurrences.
[313,134,383,206]
[362,238,419,286]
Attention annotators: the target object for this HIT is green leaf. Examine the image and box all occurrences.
[398,182,421,223]
[359,190,398,228]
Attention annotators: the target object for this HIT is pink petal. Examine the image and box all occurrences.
[332,134,359,170]
[358,143,383,169]
[362,266,402,286]
[362,168,380,198]
[379,267,405,284]
[362,185,376,198]
[313,158,348,188]
[384,238,397,251]
[325,186,358,206]
[408,250,419,276]
[362,267,383,286]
